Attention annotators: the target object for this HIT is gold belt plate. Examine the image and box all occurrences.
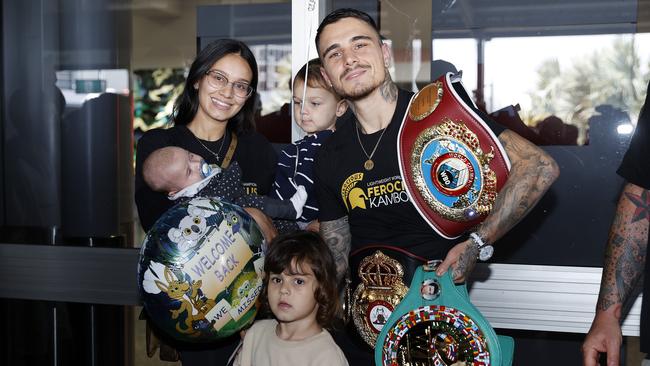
[351,250,409,347]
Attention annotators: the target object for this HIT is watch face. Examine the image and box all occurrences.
[479,245,494,261]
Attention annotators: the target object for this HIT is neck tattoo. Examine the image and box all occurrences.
[355,122,388,171]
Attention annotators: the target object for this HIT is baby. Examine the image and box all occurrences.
[142,146,307,220]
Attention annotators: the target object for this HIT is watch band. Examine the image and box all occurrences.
[469,232,486,248]
[470,232,494,261]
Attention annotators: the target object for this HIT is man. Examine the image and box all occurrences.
[582,82,650,366]
[315,7,559,286]
[313,8,560,364]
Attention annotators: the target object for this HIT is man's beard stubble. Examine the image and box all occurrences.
[334,65,392,101]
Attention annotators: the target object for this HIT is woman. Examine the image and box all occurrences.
[134,39,278,364]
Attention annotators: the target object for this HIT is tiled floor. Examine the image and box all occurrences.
[133,306,181,366]
[628,336,645,365]
[134,219,180,365]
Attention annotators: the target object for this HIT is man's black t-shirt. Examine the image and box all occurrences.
[135,125,278,232]
[618,81,650,352]
[617,82,650,190]
[315,88,504,259]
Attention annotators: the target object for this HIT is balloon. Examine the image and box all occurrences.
[137,197,265,342]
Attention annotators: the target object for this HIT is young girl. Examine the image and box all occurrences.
[233,231,349,366]
[272,58,347,233]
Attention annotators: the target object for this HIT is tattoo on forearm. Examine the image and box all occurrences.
[598,232,625,310]
[320,217,352,283]
[454,244,478,280]
[623,190,650,223]
[596,185,649,312]
[615,237,642,301]
[379,70,397,103]
[477,130,559,242]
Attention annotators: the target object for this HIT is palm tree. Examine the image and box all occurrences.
[525,36,650,144]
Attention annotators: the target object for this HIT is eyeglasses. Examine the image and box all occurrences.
[204,70,253,98]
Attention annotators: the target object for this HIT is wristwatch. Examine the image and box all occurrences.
[470,232,494,261]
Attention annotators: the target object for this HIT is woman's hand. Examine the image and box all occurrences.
[244,207,278,242]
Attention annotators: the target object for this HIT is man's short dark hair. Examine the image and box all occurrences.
[315,8,380,56]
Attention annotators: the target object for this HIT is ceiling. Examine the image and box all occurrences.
[429,0,649,38]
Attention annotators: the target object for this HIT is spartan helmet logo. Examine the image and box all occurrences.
[348,187,368,209]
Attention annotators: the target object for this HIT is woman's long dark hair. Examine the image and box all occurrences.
[172,39,258,135]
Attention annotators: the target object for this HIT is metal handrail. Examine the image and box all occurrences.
[0,243,140,305]
[0,243,642,335]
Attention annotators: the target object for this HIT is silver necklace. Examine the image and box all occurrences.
[194,133,226,162]
[355,122,388,171]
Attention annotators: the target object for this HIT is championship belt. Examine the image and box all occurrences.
[349,246,426,347]
[398,72,511,239]
[374,263,514,366]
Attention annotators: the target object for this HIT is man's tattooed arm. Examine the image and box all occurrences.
[596,183,650,315]
[320,216,352,284]
[583,185,649,366]
[475,129,560,243]
[438,130,559,281]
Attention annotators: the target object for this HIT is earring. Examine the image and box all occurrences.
[193,83,199,90]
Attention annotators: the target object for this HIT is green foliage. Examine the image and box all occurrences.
[526,36,650,143]
[133,68,186,131]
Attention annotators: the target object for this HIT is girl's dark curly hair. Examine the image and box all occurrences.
[259,230,341,328]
